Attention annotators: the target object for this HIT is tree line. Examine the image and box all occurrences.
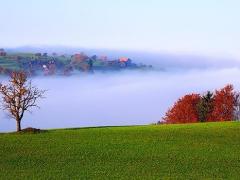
[163,85,240,124]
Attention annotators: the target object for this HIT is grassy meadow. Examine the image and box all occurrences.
[0,122,240,179]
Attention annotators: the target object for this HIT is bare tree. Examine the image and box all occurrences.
[0,72,45,132]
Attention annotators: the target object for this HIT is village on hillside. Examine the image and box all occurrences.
[0,48,153,76]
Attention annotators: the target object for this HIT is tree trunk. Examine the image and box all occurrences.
[17,120,21,132]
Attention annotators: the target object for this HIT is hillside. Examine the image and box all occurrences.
[0,122,240,179]
[0,49,152,76]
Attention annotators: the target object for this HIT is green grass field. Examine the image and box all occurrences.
[0,57,21,71]
[0,122,240,179]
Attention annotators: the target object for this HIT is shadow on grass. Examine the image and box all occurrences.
[58,125,145,131]
[0,128,49,135]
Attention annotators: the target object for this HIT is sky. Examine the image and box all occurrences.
[0,0,240,59]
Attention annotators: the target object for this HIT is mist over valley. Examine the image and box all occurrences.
[1,48,239,132]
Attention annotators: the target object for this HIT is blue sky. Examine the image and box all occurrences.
[0,0,240,58]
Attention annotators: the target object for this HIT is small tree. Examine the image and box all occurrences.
[210,84,235,122]
[163,93,201,124]
[197,91,214,122]
[0,72,45,132]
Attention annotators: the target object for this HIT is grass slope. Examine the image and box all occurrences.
[0,122,240,179]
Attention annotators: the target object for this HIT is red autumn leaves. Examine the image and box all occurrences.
[210,85,235,122]
[164,94,200,124]
[163,85,236,124]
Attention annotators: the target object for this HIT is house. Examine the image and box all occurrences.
[0,48,6,56]
[119,57,128,62]
[119,57,132,67]
[42,65,50,75]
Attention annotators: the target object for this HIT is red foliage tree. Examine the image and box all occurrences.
[163,94,201,124]
[209,84,235,122]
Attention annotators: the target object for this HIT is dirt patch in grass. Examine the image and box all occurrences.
[19,127,46,134]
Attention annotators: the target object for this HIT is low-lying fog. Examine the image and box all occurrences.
[1,67,240,132]
[2,48,240,132]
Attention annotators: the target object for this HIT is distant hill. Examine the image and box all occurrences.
[0,48,153,76]
[6,45,240,70]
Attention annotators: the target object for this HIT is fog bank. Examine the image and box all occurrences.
[1,68,240,132]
